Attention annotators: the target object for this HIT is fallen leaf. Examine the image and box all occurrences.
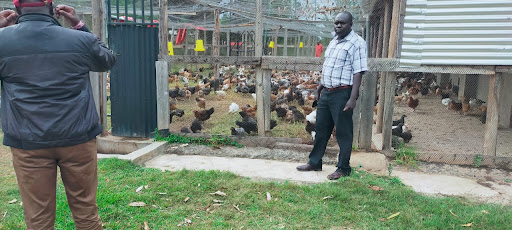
[213,203,223,207]
[482,210,489,214]
[387,212,400,220]
[136,186,144,193]
[213,199,224,203]
[19,202,22,206]
[322,196,334,200]
[2,210,7,219]
[180,144,189,147]
[233,205,240,211]
[128,202,146,207]
[184,218,192,224]
[144,221,149,230]
[462,223,472,227]
[144,185,149,189]
[161,169,166,172]
[210,191,227,196]
[266,192,272,201]
[368,185,383,191]
[378,218,386,222]
[8,199,17,204]
[278,223,285,229]
[449,210,459,218]
[158,192,167,195]
[198,183,200,187]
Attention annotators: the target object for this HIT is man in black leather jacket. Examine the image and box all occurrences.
[0,0,115,229]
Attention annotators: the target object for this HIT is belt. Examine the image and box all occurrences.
[325,85,352,91]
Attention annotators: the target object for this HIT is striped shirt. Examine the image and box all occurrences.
[321,30,368,88]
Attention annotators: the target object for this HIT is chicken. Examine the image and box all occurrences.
[230,127,245,136]
[305,120,316,135]
[442,98,452,106]
[185,90,192,100]
[407,97,419,112]
[193,107,215,121]
[408,87,419,96]
[270,119,277,130]
[180,127,191,133]
[392,123,403,137]
[435,87,442,96]
[392,115,407,126]
[195,97,206,109]
[236,111,258,134]
[462,98,470,115]
[275,107,288,120]
[244,105,257,118]
[169,100,177,111]
[400,130,412,143]
[169,86,179,99]
[291,107,305,123]
[229,102,240,113]
[481,105,487,124]
[448,100,462,112]
[169,109,184,124]
[302,106,313,116]
[190,119,202,133]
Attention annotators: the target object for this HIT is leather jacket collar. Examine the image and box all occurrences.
[16,13,62,26]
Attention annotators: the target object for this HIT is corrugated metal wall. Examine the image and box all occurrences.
[109,25,159,137]
[400,0,512,67]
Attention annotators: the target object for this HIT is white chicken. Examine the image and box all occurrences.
[306,110,317,124]
[442,98,452,106]
[229,102,239,113]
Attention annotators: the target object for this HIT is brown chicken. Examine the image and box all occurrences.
[195,97,206,109]
[435,87,442,96]
[193,107,215,121]
[302,106,313,116]
[449,100,462,112]
[407,97,419,112]
[462,98,470,115]
[244,105,257,118]
[169,100,177,111]
[408,87,419,96]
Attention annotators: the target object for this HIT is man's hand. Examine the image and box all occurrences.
[313,88,321,101]
[0,10,18,28]
[54,5,80,27]
[343,98,356,111]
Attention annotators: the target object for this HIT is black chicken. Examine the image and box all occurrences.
[169,87,179,99]
[392,115,407,126]
[190,119,202,133]
[169,109,185,123]
[236,111,258,134]
[291,107,305,123]
[305,121,316,134]
[230,127,245,136]
[275,107,288,120]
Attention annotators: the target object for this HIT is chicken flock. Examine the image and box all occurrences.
[167,66,321,140]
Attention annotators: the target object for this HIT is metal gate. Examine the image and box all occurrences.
[107,0,159,137]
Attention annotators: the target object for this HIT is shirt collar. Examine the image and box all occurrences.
[16,13,62,26]
[334,30,355,43]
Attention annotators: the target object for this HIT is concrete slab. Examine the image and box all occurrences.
[145,154,340,183]
[119,142,168,165]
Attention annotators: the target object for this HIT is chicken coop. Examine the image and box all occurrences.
[3,0,510,170]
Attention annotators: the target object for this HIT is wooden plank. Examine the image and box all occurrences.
[388,0,401,58]
[382,0,391,58]
[264,70,272,133]
[256,0,264,136]
[376,15,384,59]
[371,17,378,57]
[155,61,170,131]
[273,27,279,56]
[376,73,386,133]
[92,0,107,135]
[283,28,288,56]
[158,0,168,59]
[382,72,396,150]
[359,71,378,150]
[226,30,230,57]
[213,9,220,78]
[484,73,501,156]
[162,56,260,65]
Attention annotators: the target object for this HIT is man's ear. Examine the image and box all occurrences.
[15,7,21,15]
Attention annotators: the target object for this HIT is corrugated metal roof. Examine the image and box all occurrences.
[400,0,512,67]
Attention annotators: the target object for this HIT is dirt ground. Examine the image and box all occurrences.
[393,94,512,158]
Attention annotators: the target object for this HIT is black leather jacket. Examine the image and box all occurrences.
[0,13,116,149]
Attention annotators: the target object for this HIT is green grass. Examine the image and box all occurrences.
[2,158,512,229]
[394,144,418,167]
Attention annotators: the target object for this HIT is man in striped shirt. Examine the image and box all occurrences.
[297,11,368,180]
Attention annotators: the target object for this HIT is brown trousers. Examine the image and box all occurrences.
[11,139,103,230]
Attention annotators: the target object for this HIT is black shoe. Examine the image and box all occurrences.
[327,169,351,180]
[296,163,322,171]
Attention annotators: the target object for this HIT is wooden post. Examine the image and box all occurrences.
[91,0,107,135]
[376,73,386,134]
[213,9,220,78]
[484,74,502,156]
[388,0,401,58]
[307,35,311,56]
[273,27,279,56]
[376,15,384,59]
[158,0,168,59]
[371,17,378,57]
[244,32,248,56]
[382,72,396,150]
[156,61,169,132]
[227,30,230,57]
[255,0,266,136]
[170,27,175,43]
[283,28,288,56]
[359,71,378,150]
[184,30,189,69]
[296,35,300,56]
[195,30,199,70]
[382,0,391,58]
[264,70,272,132]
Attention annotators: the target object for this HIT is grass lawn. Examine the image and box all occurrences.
[2,154,511,229]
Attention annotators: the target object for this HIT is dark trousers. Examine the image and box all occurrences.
[11,139,103,230]
[308,88,353,172]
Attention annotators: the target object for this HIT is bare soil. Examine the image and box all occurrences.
[393,94,512,158]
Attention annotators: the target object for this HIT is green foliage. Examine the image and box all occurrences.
[394,143,417,167]
[474,154,483,168]
[154,129,243,148]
